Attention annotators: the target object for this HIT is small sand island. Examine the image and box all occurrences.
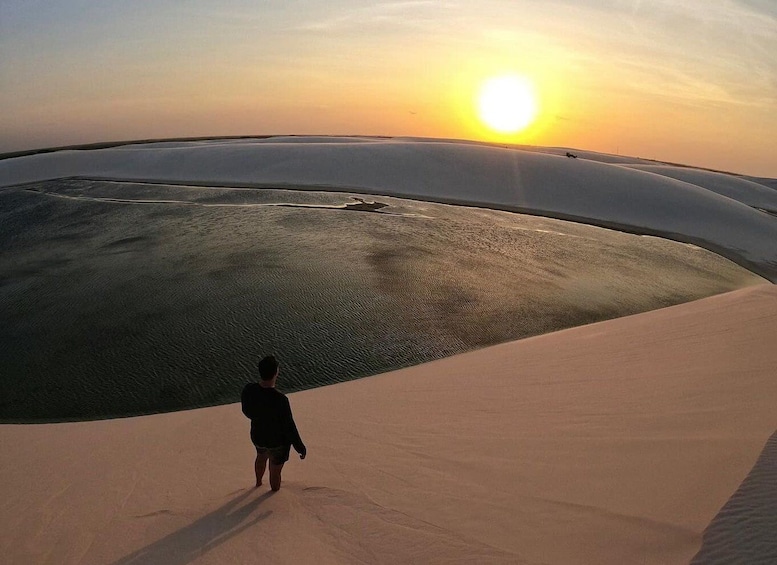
[1,137,776,564]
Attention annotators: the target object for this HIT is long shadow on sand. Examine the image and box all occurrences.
[109,489,273,565]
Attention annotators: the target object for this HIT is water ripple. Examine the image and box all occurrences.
[0,179,766,422]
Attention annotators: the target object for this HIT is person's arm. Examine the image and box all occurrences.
[241,384,258,420]
[240,385,251,418]
[283,397,306,459]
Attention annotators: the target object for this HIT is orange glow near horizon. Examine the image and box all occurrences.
[2,3,776,176]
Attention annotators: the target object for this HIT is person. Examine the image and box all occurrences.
[241,355,306,491]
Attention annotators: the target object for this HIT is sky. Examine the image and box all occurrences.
[1,0,775,176]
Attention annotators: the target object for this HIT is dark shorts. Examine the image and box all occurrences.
[254,444,290,465]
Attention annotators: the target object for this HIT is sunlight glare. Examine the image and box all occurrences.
[477,74,538,134]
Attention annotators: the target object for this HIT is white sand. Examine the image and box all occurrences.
[2,284,775,564]
[623,164,777,212]
[2,137,776,280]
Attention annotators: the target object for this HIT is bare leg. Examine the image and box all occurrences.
[269,461,284,491]
[255,451,268,488]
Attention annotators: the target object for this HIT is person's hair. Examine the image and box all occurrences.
[258,355,279,381]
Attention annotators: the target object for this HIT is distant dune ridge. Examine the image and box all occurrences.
[1,137,776,564]
[1,136,776,280]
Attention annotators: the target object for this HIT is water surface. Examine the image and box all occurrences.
[0,179,764,422]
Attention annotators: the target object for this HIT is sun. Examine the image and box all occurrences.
[477,74,538,135]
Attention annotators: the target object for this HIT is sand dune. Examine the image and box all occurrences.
[2,137,774,562]
[1,137,775,280]
[2,284,775,564]
[623,164,777,213]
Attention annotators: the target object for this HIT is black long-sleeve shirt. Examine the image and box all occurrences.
[241,383,305,453]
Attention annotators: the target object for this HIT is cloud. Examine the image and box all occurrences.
[293,1,449,33]
[534,0,777,108]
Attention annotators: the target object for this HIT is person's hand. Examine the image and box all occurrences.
[299,446,307,460]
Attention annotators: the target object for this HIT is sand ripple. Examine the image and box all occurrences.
[692,430,777,564]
